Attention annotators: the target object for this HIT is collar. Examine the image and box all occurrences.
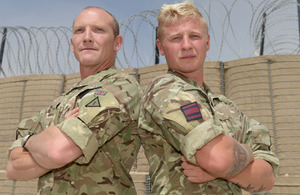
[167,69,211,94]
[64,66,118,95]
[75,66,117,87]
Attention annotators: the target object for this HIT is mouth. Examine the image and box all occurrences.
[81,48,96,51]
[181,55,195,60]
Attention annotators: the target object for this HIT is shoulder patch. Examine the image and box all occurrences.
[180,102,202,121]
[85,97,101,107]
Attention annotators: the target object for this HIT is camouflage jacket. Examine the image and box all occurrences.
[9,66,142,195]
[138,70,279,195]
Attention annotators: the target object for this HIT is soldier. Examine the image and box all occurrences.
[6,7,142,194]
[138,1,279,194]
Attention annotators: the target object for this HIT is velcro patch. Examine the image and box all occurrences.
[94,90,107,96]
[180,102,202,121]
[86,97,101,107]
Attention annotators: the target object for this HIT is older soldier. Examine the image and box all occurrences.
[138,1,279,194]
[6,7,141,194]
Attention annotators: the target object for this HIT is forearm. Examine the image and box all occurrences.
[225,158,275,192]
[195,134,253,178]
[26,126,82,169]
[6,147,50,180]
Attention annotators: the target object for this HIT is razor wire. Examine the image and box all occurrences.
[0,0,299,78]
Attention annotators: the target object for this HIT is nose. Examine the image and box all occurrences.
[181,36,192,50]
[83,29,93,43]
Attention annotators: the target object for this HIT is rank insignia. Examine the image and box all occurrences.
[180,102,202,121]
[94,90,107,96]
[86,97,101,107]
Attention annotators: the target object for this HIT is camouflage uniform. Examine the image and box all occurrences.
[9,66,142,195]
[138,70,279,195]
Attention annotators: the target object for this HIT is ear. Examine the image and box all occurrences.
[206,34,210,51]
[156,39,165,56]
[70,38,74,52]
[114,35,123,51]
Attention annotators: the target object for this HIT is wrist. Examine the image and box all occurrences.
[21,132,35,152]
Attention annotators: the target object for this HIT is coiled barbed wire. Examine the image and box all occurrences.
[0,0,299,78]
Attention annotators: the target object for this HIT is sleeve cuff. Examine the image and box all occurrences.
[180,118,224,164]
[56,117,98,164]
[7,138,22,157]
[253,150,280,176]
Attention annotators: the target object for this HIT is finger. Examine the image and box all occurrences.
[70,99,75,110]
[181,155,187,162]
[183,169,200,177]
[181,161,198,169]
[69,108,79,118]
[69,107,79,115]
[181,161,191,169]
[187,176,205,183]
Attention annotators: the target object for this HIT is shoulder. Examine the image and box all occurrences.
[142,74,188,109]
[107,72,140,89]
[110,72,141,98]
[208,92,240,113]
[144,74,185,94]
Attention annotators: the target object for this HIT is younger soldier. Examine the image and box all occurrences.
[138,1,279,194]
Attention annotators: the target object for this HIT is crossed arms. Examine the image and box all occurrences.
[181,133,275,192]
[6,104,81,180]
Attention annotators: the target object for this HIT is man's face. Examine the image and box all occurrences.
[71,8,121,68]
[157,17,210,75]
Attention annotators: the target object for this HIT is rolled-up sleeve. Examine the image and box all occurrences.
[56,117,98,164]
[180,118,225,164]
[245,119,280,175]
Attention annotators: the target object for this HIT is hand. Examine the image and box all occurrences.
[181,156,216,183]
[64,100,79,120]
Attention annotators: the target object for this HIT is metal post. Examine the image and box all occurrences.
[260,13,267,56]
[220,61,225,96]
[0,27,7,77]
[145,174,151,195]
[297,0,300,45]
[155,27,160,64]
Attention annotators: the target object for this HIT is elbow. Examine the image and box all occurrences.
[46,140,82,168]
[259,162,276,192]
[263,172,275,191]
[197,154,233,177]
[47,147,69,168]
[6,169,13,180]
[207,158,233,177]
[6,162,18,180]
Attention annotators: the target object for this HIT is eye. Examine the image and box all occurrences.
[171,36,181,41]
[95,28,104,33]
[74,28,83,34]
[191,34,201,39]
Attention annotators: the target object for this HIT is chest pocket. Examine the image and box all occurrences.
[77,89,120,125]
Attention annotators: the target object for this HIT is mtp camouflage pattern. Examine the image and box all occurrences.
[138,70,279,195]
[9,66,142,195]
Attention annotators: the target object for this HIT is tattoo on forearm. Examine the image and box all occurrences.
[237,183,266,192]
[226,140,251,177]
[237,183,254,191]
[255,185,267,192]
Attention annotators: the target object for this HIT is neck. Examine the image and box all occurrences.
[180,70,203,87]
[80,64,113,80]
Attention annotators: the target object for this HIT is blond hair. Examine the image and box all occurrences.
[157,1,208,40]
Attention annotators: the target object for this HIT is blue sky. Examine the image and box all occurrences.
[0,0,182,28]
[0,0,298,76]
